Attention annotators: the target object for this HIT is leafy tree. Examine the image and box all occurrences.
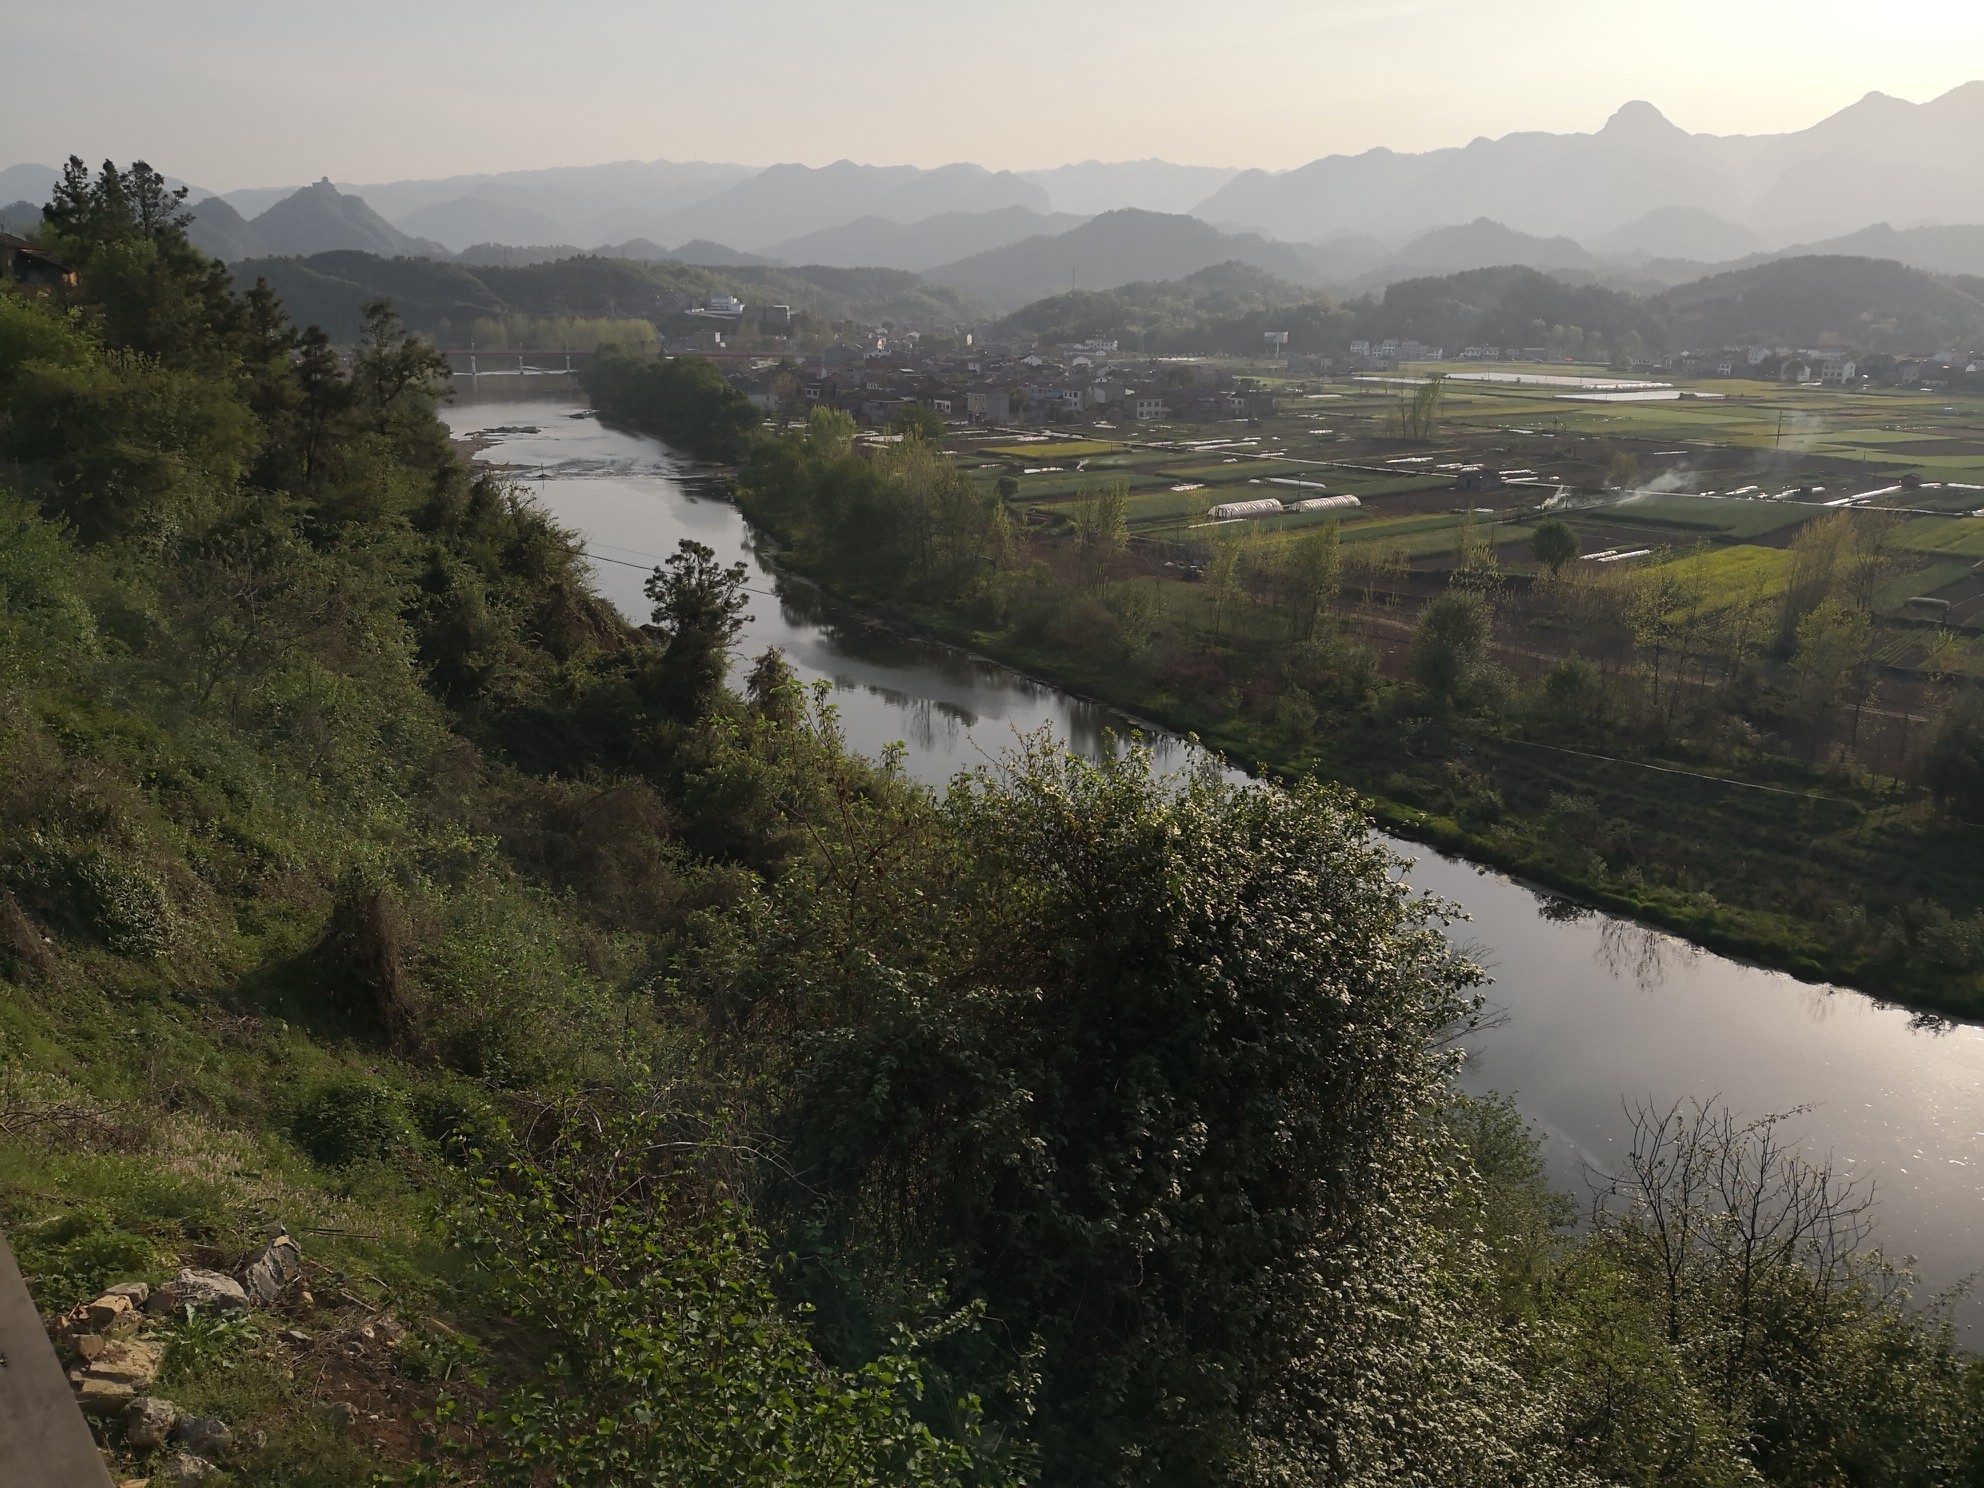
[1289,525,1342,643]
[1529,519,1578,575]
[1924,692,1984,819]
[807,404,857,461]
[1540,655,1608,730]
[891,402,948,443]
[1393,373,1445,440]
[761,740,1497,1485]
[38,157,245,371]
[642,539,751,721]
[584,349,763,461]
[1206,533,1244,644]
[1069,477,1129,593]
[1411,590,1492,710]
[350,298,451,439]
[1776,511,1881,653]
[1791,597,1871,725]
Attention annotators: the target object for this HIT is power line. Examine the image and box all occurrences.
[581,547,784,600]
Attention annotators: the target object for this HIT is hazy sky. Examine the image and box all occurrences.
[8,0,1984,189]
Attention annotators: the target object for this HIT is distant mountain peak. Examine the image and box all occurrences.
[1601,100,1681,137]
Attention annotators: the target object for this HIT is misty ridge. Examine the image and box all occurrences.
[10,83,1984,357]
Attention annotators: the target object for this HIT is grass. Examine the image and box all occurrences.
[1877,560,1975,611]
[981,440,1123,458]
[999,471,1171,500]
[1609,493,1817,538]
[1659,544,1794,612]
[1150,458,1318,482]
[1892,515,1984,558]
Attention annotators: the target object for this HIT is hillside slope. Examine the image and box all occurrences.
[249,179,447,258]
[763,206,1088,271]
[926,207,1330,310]
[1655,254,1984,350]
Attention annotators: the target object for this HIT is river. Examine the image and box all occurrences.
[445,392,1984,1332]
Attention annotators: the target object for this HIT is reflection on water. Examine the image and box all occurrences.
[1593,919,1703,993]
[445,396,1984,1334]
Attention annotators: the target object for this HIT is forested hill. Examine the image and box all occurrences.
[211,232,1984,359]
[989,254,1984,357]
[230,246,977,341]
[2,159,1979,1486]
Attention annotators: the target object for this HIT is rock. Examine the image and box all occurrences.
[104,1280,151,1306]
[72,1332,107,1361]
[358,1314,405,1346]
[281,1328,312,1345]
[77,1375,142,1414]
[73,1337,165,1412]
[124,1395,181,1449]
[149,1268,249,1315]
[161,1453,218,1486]
[297,1289,315,1308]
[325,1399,356,1432]
[240,1230,303,1305]
[84,1292,135,1328]
[173,1415,232,1458]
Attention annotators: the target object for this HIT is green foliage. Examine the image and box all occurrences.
[584,348,763,461]
[745,738,1495,1482]
[290,1077,414,1168]
[447,1095,1009,1488]
[161,1305,265,1383]
[465,313,655,353]
[891,401,948,443]
[1069,477,1129,592]
[1529,519,1578,574]
[1411,590,1493,709]
[1925,692,1984,818]
[8,1202,162,1309]
[808,404,857,460]
[642,538,752,722]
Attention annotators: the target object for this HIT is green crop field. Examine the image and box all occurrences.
[981,439,1124,458]
[1876,559,1975,612]
[1893,515,1984,558]
[1609,493,1817,538]
[999,471,1172,500]
[1656,544,1794,612]
[1151,458,1318,482]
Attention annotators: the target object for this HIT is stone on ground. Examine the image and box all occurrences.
[124,1394,181,1449]
[147,1268,249,1315]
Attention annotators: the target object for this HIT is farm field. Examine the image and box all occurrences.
[958,362,1984,608]
[1893,515,1984,558]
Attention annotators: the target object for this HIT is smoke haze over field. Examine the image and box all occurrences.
[6,0,1984,188]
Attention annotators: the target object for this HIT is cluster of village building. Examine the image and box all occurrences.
[700,325,1277,428]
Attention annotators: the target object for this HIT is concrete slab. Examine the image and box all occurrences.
[0,1228,114,1487]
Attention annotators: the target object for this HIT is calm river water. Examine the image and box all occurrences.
[447,393,1984,1331]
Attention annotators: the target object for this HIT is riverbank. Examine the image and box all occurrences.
[452,395,1984,1334]
[695,465,1978,1023]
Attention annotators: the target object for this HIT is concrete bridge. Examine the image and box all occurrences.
[442,349,597,376]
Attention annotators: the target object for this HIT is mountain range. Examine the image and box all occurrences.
[1199,85,1984,245]
[8,83,1984,338]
